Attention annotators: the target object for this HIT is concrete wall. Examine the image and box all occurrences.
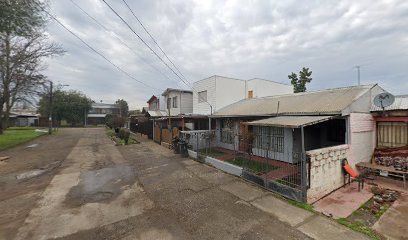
[246,79,292,98]
[306,144,349,203]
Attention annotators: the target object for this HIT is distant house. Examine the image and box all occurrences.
[210,84,385,202]
[87,103,120,125]
[9,106,39,127]
[193,75,293,115]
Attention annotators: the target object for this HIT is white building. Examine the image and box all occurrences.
[161,88,193,116]
[193,75,293,115]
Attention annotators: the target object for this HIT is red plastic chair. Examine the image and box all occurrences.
[342,159,364,191]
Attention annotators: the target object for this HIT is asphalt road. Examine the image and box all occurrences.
[0,128,367,240]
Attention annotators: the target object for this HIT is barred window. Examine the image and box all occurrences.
[253,126,284,153]
[220,119,234,144]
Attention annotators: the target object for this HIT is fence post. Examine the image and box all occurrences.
[300,126,308,203]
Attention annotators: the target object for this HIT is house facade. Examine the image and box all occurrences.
[161,88,193,116]
[87,103,120,125]
[209,84,385,203]
[193,75,293,115]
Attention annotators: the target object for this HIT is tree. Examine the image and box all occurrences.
[0,0,64,133]
[288,67,313,93]
[38,90,92,126]
[115,99,129,117]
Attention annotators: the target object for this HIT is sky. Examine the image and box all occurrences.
[44,0,408,109]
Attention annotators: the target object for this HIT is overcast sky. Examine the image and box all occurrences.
[44,0,408,109]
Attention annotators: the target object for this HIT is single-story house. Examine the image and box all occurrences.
[209,84,385,203]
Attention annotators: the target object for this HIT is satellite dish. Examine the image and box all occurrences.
[374,92,395,109]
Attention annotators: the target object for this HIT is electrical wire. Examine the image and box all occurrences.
[41,5,163,92]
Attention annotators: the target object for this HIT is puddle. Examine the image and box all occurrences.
[16,169,46,180]
[64,164,136,207]
[26,143,40,148]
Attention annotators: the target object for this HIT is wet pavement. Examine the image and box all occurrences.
[3,128,371,240]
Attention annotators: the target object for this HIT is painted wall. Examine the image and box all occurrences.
[252,127,295,163]
[347,113,376,168]
[306,144,349,203]
[246,79,292,98]
[193,76,293,115]
[193,76,216,115]
[162,91,193,116]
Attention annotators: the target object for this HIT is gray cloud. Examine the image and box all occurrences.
[44,0,408,109]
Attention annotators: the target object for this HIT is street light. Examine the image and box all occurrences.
[47,81,69,135]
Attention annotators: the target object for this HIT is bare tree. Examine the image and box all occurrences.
[0,0,64,133]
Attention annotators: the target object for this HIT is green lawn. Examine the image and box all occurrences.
[0,128,47,150]
[226,157,279,173]
[198,148,226,158]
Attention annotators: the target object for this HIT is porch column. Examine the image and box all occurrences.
[301,126,308,202]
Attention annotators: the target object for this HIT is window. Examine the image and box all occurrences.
[220,119,234,144]
[172,96,178,108]
[248,90,253,98]
[253,126,285,153]
[167,98,171,109]
[198,90,207,103]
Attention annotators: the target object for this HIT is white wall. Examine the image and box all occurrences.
[193,75,293,115]
[247,79,292,98]
[215,76,246,113]
[193,76,216,115]
[307,144,349,203]
[163,91,193,116]
[347,113,376,168]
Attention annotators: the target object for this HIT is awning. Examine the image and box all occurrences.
[247,115,335,128]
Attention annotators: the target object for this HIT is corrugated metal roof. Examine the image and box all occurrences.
[371,95,408,111]
[247,116,334,128]
[147,110,167,117]
[213,84,375,117]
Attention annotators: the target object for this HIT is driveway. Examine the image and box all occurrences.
[0,128,368,239]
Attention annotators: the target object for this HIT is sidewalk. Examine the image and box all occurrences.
[220,180,370,240]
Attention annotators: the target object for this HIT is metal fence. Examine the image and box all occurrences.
[181,130,309,202]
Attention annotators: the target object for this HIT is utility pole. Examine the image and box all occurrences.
[354,66,361,85]
[48,81,53,135]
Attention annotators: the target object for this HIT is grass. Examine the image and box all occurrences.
[106,128,139,145]
[287,199,314,212]
[337,218,383,240]
[198,148,226,157]
[0,127,47,150]
[226,157,279,173]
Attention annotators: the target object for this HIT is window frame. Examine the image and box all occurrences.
[172,96,178,108]
[198,90,207,103]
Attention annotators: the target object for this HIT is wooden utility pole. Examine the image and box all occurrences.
[48,81,53,135]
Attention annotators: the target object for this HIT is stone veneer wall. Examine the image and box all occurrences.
[306,144,349,203]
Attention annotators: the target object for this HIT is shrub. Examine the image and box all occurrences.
[118,128,125,139]
[123,129,130,144]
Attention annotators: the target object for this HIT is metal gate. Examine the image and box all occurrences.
[238,133,308,202]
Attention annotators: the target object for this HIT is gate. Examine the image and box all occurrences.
[238,134,308,202]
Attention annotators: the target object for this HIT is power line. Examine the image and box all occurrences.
[68,0,185,91]
[101,0,213,110]
[40,5,162,92]
[121,0,188,82]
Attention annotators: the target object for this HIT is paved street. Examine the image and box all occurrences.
[0,128,368,240]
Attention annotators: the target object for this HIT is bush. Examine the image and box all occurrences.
[123,129,130,144]
[118,128,125,139]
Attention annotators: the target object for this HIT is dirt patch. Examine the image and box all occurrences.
[64,164,136,207]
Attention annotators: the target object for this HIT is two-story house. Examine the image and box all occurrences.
[161,88,193,116]
[87,103,120,125]
[193,75,293,115]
